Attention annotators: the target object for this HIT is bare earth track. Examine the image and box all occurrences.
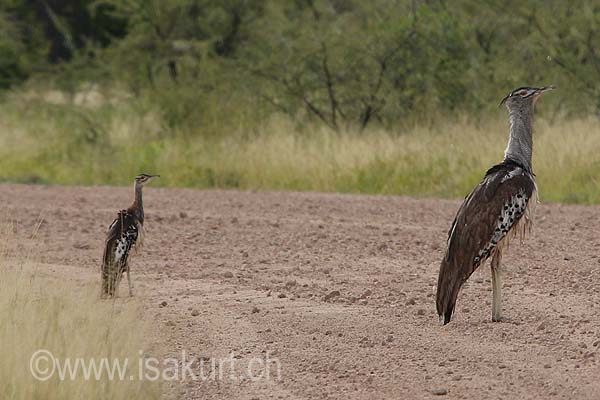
[2,183,600,399]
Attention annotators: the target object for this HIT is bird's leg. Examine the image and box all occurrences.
[127,267,134,297]
[491,252,503,322]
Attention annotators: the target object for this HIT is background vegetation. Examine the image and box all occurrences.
[0,0,599,202]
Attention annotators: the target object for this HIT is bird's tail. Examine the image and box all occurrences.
[101,261,114,298]
[436,257,465,325]
[101,252,120,298]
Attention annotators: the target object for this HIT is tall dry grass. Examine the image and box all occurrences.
[0,94,598,203]
[0,224,161,399]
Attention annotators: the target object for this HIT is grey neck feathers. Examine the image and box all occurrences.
[132,182,144,223]
[504,105,534,173]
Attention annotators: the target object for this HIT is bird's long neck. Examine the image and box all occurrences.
[130,182,144,223]
[504,106,534,173]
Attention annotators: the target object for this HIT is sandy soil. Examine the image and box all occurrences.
[2,183,600,399]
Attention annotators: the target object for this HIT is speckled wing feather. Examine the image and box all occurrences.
[436,160,536,324]
[101,209,140,296]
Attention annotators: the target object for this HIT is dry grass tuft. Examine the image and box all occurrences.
[0,232,161,400]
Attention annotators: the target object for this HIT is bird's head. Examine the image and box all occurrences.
[134,173,160,187]
[500,86,555,110]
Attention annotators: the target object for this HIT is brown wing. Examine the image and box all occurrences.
[101,210,140,297]
[436,160,536,324]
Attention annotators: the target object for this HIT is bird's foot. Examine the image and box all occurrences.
[491,316,519,324]
[492,315,505,322]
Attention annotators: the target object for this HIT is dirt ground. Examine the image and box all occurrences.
[2,183,600,399]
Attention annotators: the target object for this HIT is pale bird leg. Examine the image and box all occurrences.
[491,252,502,322]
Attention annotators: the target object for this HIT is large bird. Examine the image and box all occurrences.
[436,86,555,324]
[101,173,159,298]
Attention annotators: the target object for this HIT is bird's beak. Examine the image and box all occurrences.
[499,94,510,107]
[532,85,555,104]
[535,85,556,95]
[146,174,160,182]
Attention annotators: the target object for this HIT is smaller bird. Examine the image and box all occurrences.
[101,173,159,298]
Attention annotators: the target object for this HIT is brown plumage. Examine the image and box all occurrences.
[436,86,554,324]
[101,173,159,298]
[437,160,536,324]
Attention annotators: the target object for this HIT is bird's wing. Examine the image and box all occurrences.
[437,160,536,324]
[102,210,140,268]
